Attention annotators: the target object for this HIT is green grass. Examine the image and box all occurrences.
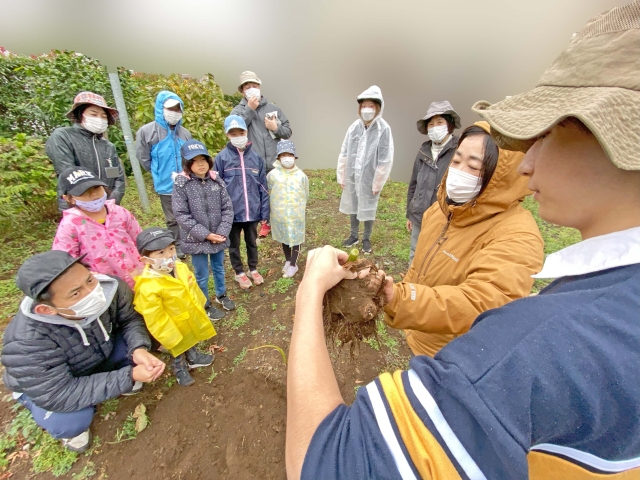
[232,347,248,371]
[227,305,250,330]
[71,461,97,479]
[112,414,138,444]
[207,366,218,383]
[266,277,295,295]
[99,398,119,418]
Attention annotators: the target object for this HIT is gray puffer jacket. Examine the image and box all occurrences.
[230,96,292,172]
[45,123,126,210]
[406,135,459,228]
[172,171,234,255]
[1,275,151,413]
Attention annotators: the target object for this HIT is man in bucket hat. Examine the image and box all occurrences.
[1,251,164,453]
[46,92,126,211]
[285,3,640,479]
[231,71,293,238]
[407,100,461,263]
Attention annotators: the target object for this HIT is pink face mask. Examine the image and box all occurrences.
[74,192,107,212]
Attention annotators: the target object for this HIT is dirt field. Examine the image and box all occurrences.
[0,169,412,479]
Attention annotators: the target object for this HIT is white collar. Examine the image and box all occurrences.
[533,226,640,279]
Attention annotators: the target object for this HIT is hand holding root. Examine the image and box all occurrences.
[301,246,357,295]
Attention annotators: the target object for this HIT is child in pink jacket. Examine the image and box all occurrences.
[52,167,144,288]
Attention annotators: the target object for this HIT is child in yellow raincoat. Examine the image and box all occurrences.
[133,227,216,386]
[267,141,309,278]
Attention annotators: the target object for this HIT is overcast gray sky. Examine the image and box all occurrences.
[1,0,625,181]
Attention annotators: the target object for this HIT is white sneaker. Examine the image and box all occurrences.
[282,261,290,273]
[61,429,91,453]
[283,264,299,278]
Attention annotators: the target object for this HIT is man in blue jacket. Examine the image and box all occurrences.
[286,3,640,479]
[136,91,192,258]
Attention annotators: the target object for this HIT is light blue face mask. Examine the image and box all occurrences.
[74,192,107,212]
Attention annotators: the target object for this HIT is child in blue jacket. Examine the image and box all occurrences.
[214,115,270,290]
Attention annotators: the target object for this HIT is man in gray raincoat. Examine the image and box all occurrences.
[337,85,394,254]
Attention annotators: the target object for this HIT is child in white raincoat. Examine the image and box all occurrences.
[337,85,394,255]
[267,140,309,278]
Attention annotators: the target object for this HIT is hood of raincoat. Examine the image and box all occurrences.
[357,85,384,125]
[436,121,531,228]
[154,91,185,130]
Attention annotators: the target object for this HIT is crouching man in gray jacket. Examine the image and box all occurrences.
[1,251,165,452]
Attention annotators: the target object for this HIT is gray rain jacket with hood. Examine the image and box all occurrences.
[230,96,292,172]
[1,275,151,413]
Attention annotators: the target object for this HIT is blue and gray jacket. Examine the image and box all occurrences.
[135,91,192,195]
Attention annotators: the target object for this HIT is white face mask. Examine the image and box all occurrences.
[428,125,449,144]
[280,156,295,169]
[144,255,177,273]
[361,108,375,122]
[164,109,183,125]
[82,116,108,134]
[245,88,261,99]
[446,166,482,204]
[58,282,107,318]
[230,136,248,149]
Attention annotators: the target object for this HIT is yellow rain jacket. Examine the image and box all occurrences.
[384,122,544,357]
[133,262,216,357]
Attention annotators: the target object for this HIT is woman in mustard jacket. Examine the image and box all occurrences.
[133,227,216,386]
[383,122,544,357]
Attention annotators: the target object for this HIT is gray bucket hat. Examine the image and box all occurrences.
[417,101,461,134]
[471,1,640,171]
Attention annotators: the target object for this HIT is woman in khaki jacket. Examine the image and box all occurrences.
[383,121,544,357]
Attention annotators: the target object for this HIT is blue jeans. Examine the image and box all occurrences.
[16,333,132,439]
[191,251,226,300]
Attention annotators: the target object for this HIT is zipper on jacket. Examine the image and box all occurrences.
[239,150,250,222]
[417,213,453,278]
[92,136,101,179]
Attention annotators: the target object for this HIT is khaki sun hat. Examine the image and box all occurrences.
[417,100,462,134]
[471,1,640,171]
[238,71,262,92]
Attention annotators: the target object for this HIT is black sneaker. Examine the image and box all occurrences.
[342,236,359,247]
[205,302,225,321]
[185,347,214,369]
[174,356,195,386]
[215,295,236,311]
[362,239,372,254]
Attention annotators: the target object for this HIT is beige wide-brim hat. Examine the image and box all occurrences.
[472,1,640,171]
[238,71,262,92]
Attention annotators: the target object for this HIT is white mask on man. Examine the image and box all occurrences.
[230,136,248,149]
[428,125,449,144]
[245,88,261,100]
[82,116,108,134]
[58,282,107,318]
[361,108,375,122]
[445,167,482,204]
[164,109,183,125]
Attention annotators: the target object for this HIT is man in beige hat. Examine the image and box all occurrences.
[285,3,640,479]
[231,71,292,237]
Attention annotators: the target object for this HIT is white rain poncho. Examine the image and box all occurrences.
[337,85,394,221]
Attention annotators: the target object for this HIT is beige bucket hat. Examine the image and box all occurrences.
[238,71,262,92]
[471,1,640,170]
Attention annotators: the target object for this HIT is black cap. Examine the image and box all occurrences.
[136,227,176,254]
[58,167,108,197]
[16,251,87,299]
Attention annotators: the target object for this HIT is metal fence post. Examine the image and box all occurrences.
[108,71,149,211]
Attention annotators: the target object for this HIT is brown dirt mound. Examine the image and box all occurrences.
[323,258,385,349]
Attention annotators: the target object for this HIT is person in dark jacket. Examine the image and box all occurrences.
[406,101,461,263]
[45,92,126,211]
[231,71,292,238]
[135,91,193,259]
[173,140,236,320]
[1,251,164,453]
[214,115,270,290]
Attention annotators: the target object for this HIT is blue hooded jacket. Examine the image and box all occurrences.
[135,91,192,194]
[214,143,270,223]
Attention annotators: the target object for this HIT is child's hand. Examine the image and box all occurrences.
[207,233,226,244]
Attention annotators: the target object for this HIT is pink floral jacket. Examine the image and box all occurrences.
[52,200,144,288]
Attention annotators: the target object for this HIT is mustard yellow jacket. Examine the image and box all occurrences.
[384,122,544,357]
[133,262,216,357]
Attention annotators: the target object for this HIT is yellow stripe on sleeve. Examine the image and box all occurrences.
[378,372,462,480]
[529,452,640,480]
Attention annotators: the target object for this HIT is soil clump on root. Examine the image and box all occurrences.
[323,258,385,353]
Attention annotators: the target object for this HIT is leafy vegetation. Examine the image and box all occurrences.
[228,306,250,330]
[266,277,295,295]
